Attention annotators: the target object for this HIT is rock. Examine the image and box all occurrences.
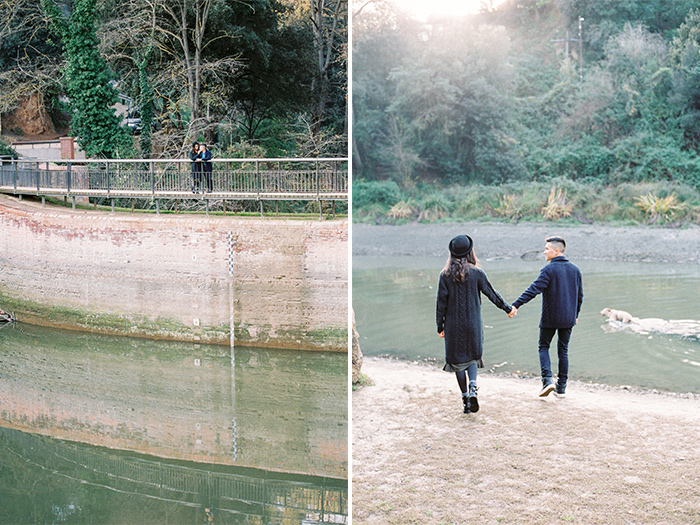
[352,309,363,384]
[2,92,56,137]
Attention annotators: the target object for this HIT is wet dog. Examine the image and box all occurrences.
[600,307,635,324]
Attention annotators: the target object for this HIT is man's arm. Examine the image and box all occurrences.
[512,267,550,309]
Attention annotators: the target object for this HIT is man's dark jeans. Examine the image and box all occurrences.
[538,327,572,391]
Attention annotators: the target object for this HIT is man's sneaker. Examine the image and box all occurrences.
[468,384,479,413]
[539,383,555,397]
[462,395,470,414]
[554,390,566,398]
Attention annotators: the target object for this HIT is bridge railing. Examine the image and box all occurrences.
[1,426,348,522]
[0,157,348,201]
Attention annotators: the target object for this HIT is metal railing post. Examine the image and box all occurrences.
[277,161,281,192]
[334,160,338,192]
[13,160,17,191]
[256,160,260,198]
[150,160,155,195]
[66,161,72,193]
[106,162,111,195]
[315,160,320,198]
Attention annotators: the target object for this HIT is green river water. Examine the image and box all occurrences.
[354,256,700,395]
[0,323,347,524]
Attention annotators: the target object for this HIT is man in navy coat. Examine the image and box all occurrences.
[509,236,583,397]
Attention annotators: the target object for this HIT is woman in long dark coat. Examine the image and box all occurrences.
[436,235,514,413]
[189,142,201,193]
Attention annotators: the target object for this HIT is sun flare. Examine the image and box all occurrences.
[393,0,505,20]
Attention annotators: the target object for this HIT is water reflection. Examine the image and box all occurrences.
[0,324,347,480]
[354,256,700,394]
[0,426,347,524]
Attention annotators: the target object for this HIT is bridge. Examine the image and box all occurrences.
[0,157,348,214]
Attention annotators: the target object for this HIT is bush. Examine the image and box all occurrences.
[0,139,18,159]
[353,179,402,209]
[352,178,700,225]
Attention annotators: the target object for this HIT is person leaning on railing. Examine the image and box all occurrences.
[189,142,202,193]
[199,143,213,193]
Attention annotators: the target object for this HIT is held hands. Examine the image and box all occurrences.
[438,331,445,338]
[508,306,518,318]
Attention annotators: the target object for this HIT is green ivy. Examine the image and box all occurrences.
[41,0,132,159]
[0,139,18,159]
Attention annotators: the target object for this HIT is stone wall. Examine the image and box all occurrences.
[0,195,348,350]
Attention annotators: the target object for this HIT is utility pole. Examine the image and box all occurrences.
[551,16,585,81]
[578,16,584,82]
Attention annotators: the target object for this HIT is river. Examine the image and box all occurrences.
[0,323,347,523]
[354,255,700,394]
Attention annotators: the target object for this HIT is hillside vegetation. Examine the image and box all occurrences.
[353,0,700,224]
[0,0,347,160]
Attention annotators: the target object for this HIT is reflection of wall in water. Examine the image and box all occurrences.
[0,327,347,478]
[236,348,348,477]
[0,426,347,524]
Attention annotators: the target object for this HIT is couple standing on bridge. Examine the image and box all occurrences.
[436,234,583,414]
[189,142,213,194]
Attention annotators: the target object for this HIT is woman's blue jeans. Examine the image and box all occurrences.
[538,327,572,390]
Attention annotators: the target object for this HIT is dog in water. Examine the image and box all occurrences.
[600,307,636,324]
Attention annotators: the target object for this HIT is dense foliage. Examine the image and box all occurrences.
[41,0,132,158]
[0,0,347,159]
[353,0,700,191]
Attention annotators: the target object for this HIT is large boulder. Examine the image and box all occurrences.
[352,309,363,384]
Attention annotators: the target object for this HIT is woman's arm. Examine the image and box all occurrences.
[479,271,512,313]
[436,273,449,334]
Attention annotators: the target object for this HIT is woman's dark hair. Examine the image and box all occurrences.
[442,249,479,282]
[191,142,199,149]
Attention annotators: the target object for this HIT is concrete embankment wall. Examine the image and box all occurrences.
[0,196,348,350]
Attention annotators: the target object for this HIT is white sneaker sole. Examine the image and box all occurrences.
[539,384,555,397]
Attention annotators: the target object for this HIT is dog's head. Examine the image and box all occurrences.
[600,307,612,317]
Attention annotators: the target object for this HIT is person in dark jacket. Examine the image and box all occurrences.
[509,236,583,398]
[189,142,201,193]
[436,234,515,414]
[198,143,213,193]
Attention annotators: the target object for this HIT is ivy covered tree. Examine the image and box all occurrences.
[41,0,131,158]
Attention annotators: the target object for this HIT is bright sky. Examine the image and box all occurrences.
[395,0,505,20]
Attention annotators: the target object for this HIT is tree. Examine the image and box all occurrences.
[157,0,215,138]
[310,0,347,139]
[0,0,62,135]
[352,0,420,178]
[208,0,313,145]
[386,22,523,183]
[671,8,700,151]
[41,0,131,158]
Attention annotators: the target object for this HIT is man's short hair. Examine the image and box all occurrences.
[546,236,566,253]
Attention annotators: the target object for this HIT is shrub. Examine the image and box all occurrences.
[417,193,453,222]
[0,139,18,159]
[634,192,685,223]
[353,179,402,209]
[542,185,574,220]
[494,193,523,220]
[386,199,418,222]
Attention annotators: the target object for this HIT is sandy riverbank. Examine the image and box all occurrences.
[352,221,700,263]
[352,357,700,524]
[352,222,700,523]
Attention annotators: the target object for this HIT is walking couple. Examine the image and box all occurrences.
[189,142,213,193]
[436,234,583,414]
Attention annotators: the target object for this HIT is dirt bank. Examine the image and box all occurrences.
[352,222,700,263]
[352,357,700,524]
